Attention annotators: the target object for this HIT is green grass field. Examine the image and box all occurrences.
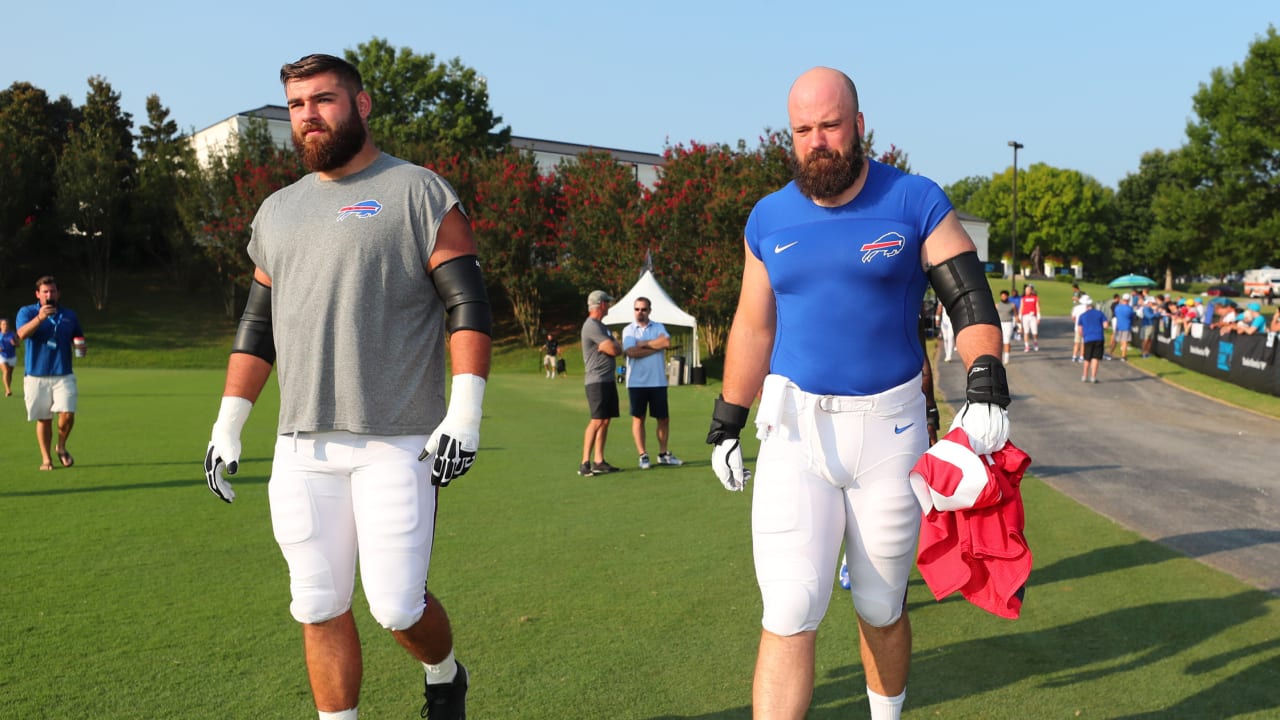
[2,271,1279,717]
[3,363,1279,718]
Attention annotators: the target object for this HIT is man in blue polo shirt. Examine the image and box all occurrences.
[622,296,682,469]
[16,275,84,470]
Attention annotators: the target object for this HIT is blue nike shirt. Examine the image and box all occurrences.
[745,160,953,396]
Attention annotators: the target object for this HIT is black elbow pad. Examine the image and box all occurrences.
[231,279,276,364]
[430,254,492,336]
[928,251,1000,333]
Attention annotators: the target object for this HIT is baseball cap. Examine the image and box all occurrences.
[587,290,613,308]
[1079,295,1093,306]
[1249,302,1262,312]
[1122,293,1130,300]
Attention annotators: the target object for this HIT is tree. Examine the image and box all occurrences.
[1180,26,1280,269]
[345,38,511,163]
[959,164,1113,277]
[178,118,301,316]
[555,150,644,294]
[640,133,792,356]
[466,149,561,347]
[1113,149,1203,288]
[53,76,135,309]
[0,82,74,286]
[863,129,911,173]
[133,94,197,283]
[944,175,991,211]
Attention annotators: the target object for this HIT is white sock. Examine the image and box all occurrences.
[424,650,458,684]
[867,686,905,720]
[318,709,357,720]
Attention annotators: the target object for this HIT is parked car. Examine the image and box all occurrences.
[1206,284,1241,297]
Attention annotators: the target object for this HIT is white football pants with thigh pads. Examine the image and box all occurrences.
[752,376,926,635]
[268,431,436,630]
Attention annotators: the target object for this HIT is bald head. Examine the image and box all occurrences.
[787,67,865,203]
[788,67,859,120]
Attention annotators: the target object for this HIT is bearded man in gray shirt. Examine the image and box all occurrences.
[203,54,488,720]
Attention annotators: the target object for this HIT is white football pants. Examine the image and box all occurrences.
[268,430,436,631]
[752,376,927,634]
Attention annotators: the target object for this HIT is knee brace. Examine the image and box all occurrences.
[289,588,352,626]
[851,587,907,628]
[367,595,426,632]
[760,580,829,636]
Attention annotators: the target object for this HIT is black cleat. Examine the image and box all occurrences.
[421,662,468,719]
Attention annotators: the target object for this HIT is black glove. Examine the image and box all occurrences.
[706,396,750,444]
[707,396,752,491]
[965,354,1011,408]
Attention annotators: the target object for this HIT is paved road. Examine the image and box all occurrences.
[935,316,1280,595]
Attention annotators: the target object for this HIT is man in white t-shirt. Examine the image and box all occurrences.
[622,296,683,469]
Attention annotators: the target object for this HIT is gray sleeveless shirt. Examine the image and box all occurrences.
[248,153,462,436]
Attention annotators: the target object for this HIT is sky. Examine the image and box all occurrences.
[3,1,1276,191]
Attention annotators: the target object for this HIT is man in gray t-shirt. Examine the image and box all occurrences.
[202,53,487,719]
[579,290,621,476]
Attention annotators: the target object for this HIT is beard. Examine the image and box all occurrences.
[292,101,367,173]
[792,134,864,200]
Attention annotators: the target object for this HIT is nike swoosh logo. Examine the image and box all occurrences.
[894,423,915,434]
[774,241,799,254]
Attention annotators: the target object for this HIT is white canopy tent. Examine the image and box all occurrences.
[602,270,700,379]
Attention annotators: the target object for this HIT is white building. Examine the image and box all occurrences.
[189,106,666,188]
[956,210,990,262]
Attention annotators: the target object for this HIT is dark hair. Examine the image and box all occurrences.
[35,275,57,290]
[280,54,363,92]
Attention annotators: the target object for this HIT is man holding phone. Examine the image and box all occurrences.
[16,275,84,470]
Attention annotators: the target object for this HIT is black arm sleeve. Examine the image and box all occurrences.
[430,255,492,336]
[230,279,275,364]
[927,251,1000,334]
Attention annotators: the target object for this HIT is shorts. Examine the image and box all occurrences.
[543,354,557,368]
[752,375,926,633]
[1082,340,1104,361]
[1,356,14,368]
[1020,315,1039,335]
[268,430,437,629]
[585,381,619,419]
[1000,321,1014,345]
[1140,325,1155,340]
[1114,329,1132,344]
[628,386,669,419]
[24,374,77,421]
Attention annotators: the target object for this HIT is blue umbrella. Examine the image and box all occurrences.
[1108,273,1157,289]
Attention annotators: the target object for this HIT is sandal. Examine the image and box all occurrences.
[57,449,74,468]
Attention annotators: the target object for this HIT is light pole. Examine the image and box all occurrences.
[1008,140,1023,293]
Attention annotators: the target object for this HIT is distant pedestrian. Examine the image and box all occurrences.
[542,333,560,378]
[622,296,683,469]
[1108,297,1135,361]
[16,276,84,470]
[1076,296,1107,383]
[580,290,622,476]
[997,289,1016,363]
[0,318,17,397]
[1019,284,1041,352]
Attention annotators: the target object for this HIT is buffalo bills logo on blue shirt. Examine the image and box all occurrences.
[336,199,382,221]
[859,231,906,263]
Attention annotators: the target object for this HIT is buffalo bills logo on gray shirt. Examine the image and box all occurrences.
[337,199,382,221]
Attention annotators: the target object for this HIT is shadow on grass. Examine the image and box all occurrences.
[0,464,271,498]
[905,590,1275,716]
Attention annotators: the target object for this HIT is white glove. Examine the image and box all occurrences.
[420,374,485,486]
[711,438,752,492]
[950,402,1010,455]
[205,396,253,503]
